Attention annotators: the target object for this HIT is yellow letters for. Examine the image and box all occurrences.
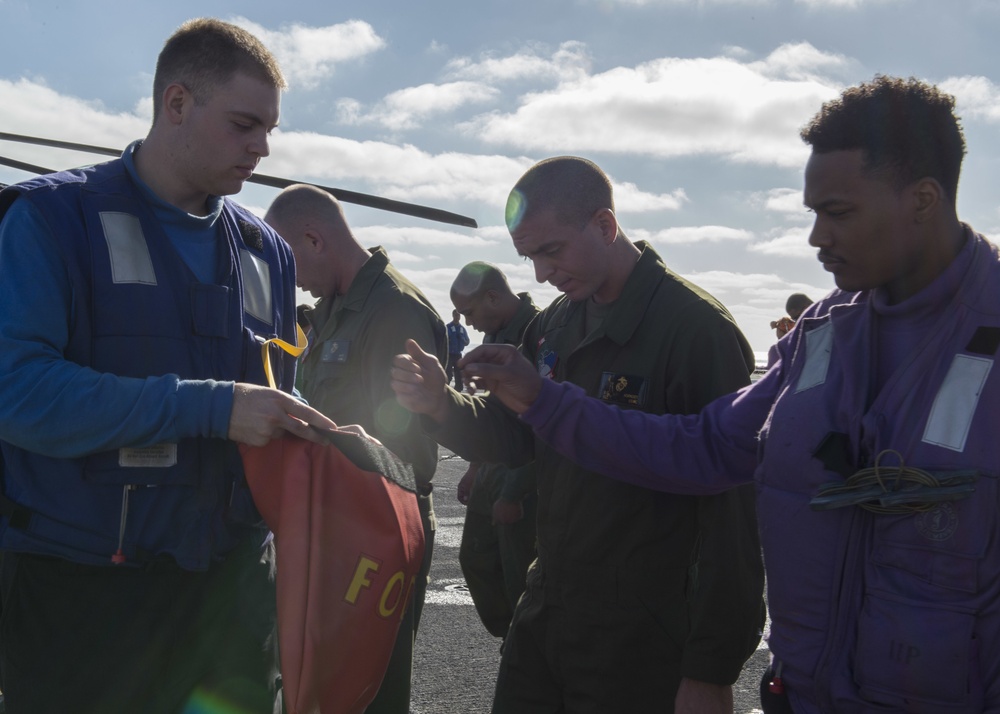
[344,556,380,604]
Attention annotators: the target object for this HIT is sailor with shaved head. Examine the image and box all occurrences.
[391,156,765,714]
[265,182,446,714]
[449,261,540,642]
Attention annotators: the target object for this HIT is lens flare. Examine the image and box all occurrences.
[182,687,263,714]
[505,189,527,232]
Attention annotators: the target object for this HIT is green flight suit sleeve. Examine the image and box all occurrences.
[424,388,535,468]
[662,304,765,685]
[425,310,544,467]
[354,296,445,487]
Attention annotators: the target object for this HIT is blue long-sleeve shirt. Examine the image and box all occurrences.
[0,158,233,459]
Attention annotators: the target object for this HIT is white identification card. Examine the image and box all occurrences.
[119,443,178,468]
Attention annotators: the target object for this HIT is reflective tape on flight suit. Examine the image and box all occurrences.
[795,321,833,393]
[240,248,273,325]
[99,211,156,285]
[98,212,275,327]
[922,354,993,452]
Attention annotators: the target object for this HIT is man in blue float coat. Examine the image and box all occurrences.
[0,18,335,714]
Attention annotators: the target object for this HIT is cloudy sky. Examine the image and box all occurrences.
[2,0,999,355]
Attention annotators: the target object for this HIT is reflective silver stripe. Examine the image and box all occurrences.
[922,354,992,452]
[100,211,156,285]
[795,321,833,393]
[240,248,272,325]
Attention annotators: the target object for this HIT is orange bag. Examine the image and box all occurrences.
[241,429,425,714]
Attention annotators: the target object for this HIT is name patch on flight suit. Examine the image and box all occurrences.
[119,443,177,468]
[598,372,648,407]
[322,339,351,363]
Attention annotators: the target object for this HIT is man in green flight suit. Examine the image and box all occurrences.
[264,184,446,714]
[391,156,765,713]
[450,262,540,640]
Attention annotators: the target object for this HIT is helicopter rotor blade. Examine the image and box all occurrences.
[0,131,478,228]
[0,154,57,177]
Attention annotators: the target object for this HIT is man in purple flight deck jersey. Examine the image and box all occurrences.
[404,76,1000,713]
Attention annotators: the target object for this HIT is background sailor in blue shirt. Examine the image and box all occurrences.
[446,308,471,391]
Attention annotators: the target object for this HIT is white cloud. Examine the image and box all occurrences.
[133,96,153,123]
[0,78,147,169]
[722,46,754,60]
[632,225,754,244]
[389,266,463,315]
[268,131,533,208]
[614,183,689,212]
[794,0,903,6]
[464,43,843,166]
[353,224,502,250]
[268,130,685,222]
[232,17,385,90]
[739,284,821,305]
[472,224,514,243]
[337,81,500,131]
[748,226,815,257]
[940,75,1000,122]
[595,0,772,5]
[676,269,832,355]
[678,270,827,311]
[379,250,426,264]
[753,187,811,219]
[682,269,788,292]
[444,42,591,84]
[750,42,853,82]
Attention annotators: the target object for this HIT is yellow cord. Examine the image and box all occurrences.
[261,322,308,389]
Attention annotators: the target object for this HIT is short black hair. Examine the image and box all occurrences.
[800,76,966,202]
[785,293,813,317]
[506,156,615,232]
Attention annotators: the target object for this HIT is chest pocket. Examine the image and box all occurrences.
[310,330,360,389]
[854,475,996,711]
